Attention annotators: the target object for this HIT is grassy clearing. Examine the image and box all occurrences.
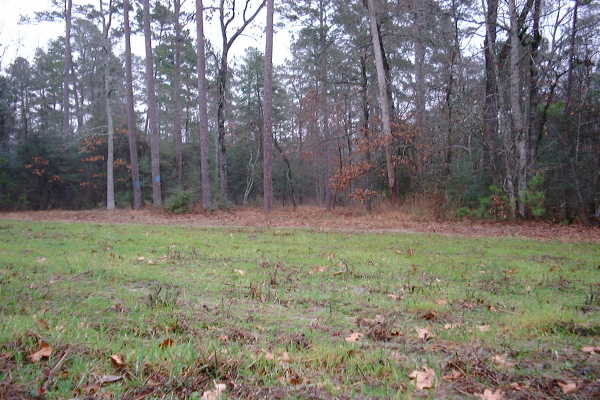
[0,220,599,399]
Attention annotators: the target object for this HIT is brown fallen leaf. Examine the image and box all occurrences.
[310,266,328,274]
[37,319,50,330]
[443,323,459,330]
[97,375,123,386]
[492,354,515,368]
[509,382,528,391]
[423,311,437,321]
[110,354,126,370]
[201,382,227,400]
[581,346,600,354]
[478,325,491,332]
[264,352,275,360]
[288,373,302,385]
[345,332,364,342]
[557,381,577,394]
[159,338,174,349]
[408,366,435,390]
[435,299,448,306]
[28,342,52,363]
[36,257,48,264]
[487,305,498,312]
[387,293,403,301]
[476,388,505,400]
[416,327,433,341]
[234,269,245,276]
[442,370,463,381]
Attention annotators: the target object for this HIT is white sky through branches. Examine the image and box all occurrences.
[0,0,291,70]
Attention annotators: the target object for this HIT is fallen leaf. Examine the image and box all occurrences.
[136,256,146,262]
[159,338,174,348]
[509,382,528,391]
[288,374,302,385]
[416,327,433,341]
[492,354,515,368]
[443,323,458,330]
[409,366,435,390]
[280,351,290,362]
[407,248,415,257]
[476,388,505,400]
[435,299,448,306]
[234,269,245,276]
[310,266,328,274]
[487,305,498,312]
[110,354,126,370]
[581,346,600,354]
[557,381,577,394]
[97,375,123,386]
[36,257,47,264]
[442,370,463,381]
[201,382,227,400]
[478,325,491,332]
[388,294,403,300]
[28,342,52,363]
[264,352,275,360]
[423,311,437,321]
[37,319,50,330]
[345,332,364,342]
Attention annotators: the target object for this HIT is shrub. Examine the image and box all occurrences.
[165,191,193,214]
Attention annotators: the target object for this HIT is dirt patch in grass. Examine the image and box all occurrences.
[2,206,599,242]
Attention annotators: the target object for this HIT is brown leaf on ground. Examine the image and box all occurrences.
[28,342,52,362]
[416,327,433,341]
[581,346,600,354]
[234,269,245,276]
[288,373,302,385]
[423,311,437,321]
[36,257,47,264]
[435,299,448,306]
[478,325,491,332]
[557,381,577,394]
[408,366,435,390]
[442,370,463,381]
[310,266,328,274]
[345,332,364,342]
[476,389,505,400]
[159,338,174,348]
[443,323,459,330]
[492,354,515,368]
[509,382,528,391]
[407,248,415,257]
[97,375,123,385]
[37,319,49,330]
[201,382,227,400]
[387,293,403,300]
[110,354,126,370]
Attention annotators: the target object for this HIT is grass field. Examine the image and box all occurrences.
[0,220,599,399]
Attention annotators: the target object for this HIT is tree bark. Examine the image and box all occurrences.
[196,0,212,210]
[173,0,184,186]
[367,0,396,201]
[509,0,527,218]
[101,0,115,210]
[143,0,162,207]
[124,0,142,209]
[62,0,73,137]
[414,0,426,171]
[262,0,274,213]
[483,0,499,171]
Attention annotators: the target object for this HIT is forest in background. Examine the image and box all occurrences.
[0,0,599,223]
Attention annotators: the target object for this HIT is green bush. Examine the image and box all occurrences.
[165,191,193,214]
[523,173,546,217]
[456,185,509,220]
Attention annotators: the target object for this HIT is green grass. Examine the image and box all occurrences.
[0,220,599,399]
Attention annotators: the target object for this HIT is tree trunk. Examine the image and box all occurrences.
[217,55,229,203]
[62,0,73,137]
[509,0,527,218]
[414,0,426,173]
[173,0,184,186]
[143,0,162,207]
[124,0,142,209]
[262,0,274,213]
[101,0,115,210]
[483,0,499,172]
[367,0,396,201]
[196,0,212,210]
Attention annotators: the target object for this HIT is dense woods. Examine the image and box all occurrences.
[0,0,599,223]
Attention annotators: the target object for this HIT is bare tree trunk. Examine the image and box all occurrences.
[173,0,184,186]
[509,0,527,218]
[100,0,115,210]
[62,0,73,137]
[483,0,499,172]
[216,0,265,205]
[414,0,426,172]
[124,0,142,209]
[262,0,274,213]
[196,0,212,210]
[367,0,396,201]
[143,0,162,207]
[360,52,373,211]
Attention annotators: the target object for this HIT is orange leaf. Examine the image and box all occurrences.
[159,338,174,349]
[557,381,577,394]
[345,332,364,342]
[110,354,126,370]
[28,342,52,363]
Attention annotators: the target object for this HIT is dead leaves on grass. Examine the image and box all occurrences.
[201,382,227,400]
[409,366,435,390]
[581,346,600,354]
[28,342,52,363]
[557,380,577,394]
[476,388,505,400]
[416,327,434,341]
[345,332,364,343]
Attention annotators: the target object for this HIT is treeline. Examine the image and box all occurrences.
[0,0,599,223]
